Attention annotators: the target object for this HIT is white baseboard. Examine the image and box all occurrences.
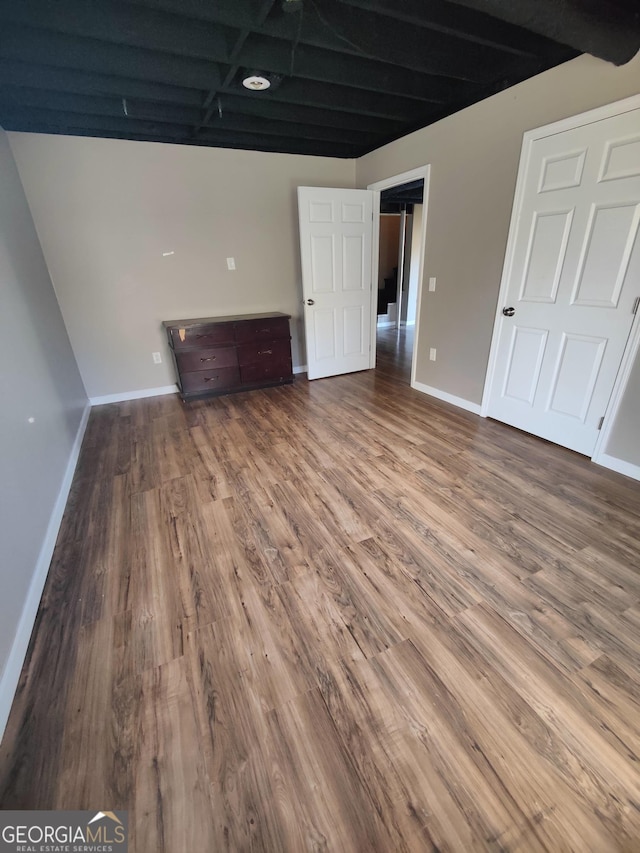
[593,452,640,482]
[89,384,177,406]
[0,401,91,742]
[90,373,308,405]
[411,381,482,415]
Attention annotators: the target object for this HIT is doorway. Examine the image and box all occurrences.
[369,167,430,386]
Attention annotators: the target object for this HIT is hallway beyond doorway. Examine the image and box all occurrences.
[376,324,414,385]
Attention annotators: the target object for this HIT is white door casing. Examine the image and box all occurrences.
[298,187,374,380]
[484,105,640,456]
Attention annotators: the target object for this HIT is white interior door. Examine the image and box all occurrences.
[486,107,640,456]
[298,187,374,380]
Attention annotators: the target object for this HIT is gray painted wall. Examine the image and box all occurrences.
[0,129,87,688]
[606,351,640,467]
[357,52,640,412]
[8,135,355,399]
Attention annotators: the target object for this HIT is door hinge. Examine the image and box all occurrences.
[632,296,640,315]
[597,416,605,430]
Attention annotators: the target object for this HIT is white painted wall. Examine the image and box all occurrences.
[0,129,88,737]
[8,134,355,399]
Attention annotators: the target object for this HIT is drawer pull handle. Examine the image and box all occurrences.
[200,356,217,362]
[203,375,219,382]
[259,328,271,332]
[258,349,273,355]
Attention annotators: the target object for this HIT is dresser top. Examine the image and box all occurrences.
[163,311,291,330]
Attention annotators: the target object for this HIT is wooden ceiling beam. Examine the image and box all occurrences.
[0,59,206,107]
[1,0,232,63]
[217,94,406,134]
[257,2,537,74]
[337,0,561,58]
[122,0,555,63]
[0,62,402,134]
[0,25,222,90]
[0,1,494,93]
[0,107,361,156]
[0,86,378,145]
[121,0,265,31]
[238,35,479,96]
[443,0,640,65]
[196,0,278,138]
[224,78,436,121]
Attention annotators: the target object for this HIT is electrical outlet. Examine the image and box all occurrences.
[429,347,437,361]
[152,352,162,364]
[226,257,236,270]
[429,277,437,292]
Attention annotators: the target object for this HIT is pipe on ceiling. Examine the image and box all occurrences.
[443,0,640,65]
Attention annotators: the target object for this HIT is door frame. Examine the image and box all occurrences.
[480,93,640,461]
[368,165,431,385]
[396,208,408,331]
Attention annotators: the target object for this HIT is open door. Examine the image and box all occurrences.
[298,186,374,380]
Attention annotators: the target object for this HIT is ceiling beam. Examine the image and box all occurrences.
[0,0,231,63]
[0,25,222,90]
[442,0,640,65]
[122,0,554,63]
[0,61,404,133]
[195,0,277,139]
[336,0,562,58]
[0,0,527,89]
[0,3,488,99]
[223,78,436,121]
[238,35,478,95]
[236,1,538,76]
[121,0,265,31]
[216,94,406,134]
[0,86,379,146]
[0,59,206,107]
[0,107,361,156]
[282,0,532,78]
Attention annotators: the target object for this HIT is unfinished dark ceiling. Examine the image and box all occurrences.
[0,0,638,159]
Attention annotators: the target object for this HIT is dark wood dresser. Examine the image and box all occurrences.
[163,312,294,401]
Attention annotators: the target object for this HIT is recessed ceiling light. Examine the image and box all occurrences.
[242,74,271,91]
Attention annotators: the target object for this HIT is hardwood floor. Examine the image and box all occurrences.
[1,328,640,851]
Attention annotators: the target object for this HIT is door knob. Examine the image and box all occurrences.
[502,306,515,317]
[305,298,315,305]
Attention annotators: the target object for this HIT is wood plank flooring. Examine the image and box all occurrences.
[2,326,640,851]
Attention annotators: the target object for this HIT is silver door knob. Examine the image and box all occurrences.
[305,299,315,305]
[502,306,515,317]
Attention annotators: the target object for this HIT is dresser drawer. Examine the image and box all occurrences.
[240,359,293,385]
[180,366,240,394]
[170,324,235,350]
[237,338,291,367]
[163,312,292,401]
[175,346,237,373]
[235,317,290,343]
